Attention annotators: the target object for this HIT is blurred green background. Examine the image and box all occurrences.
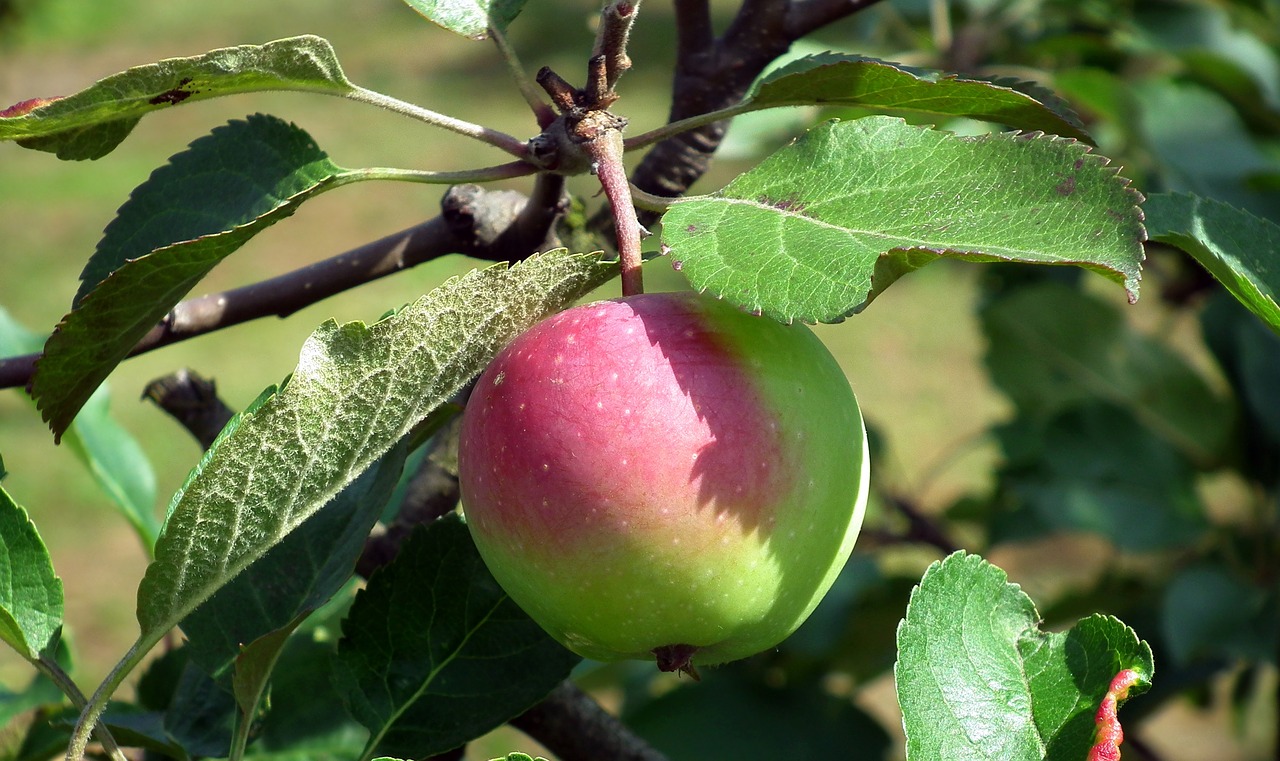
[1,1,1267,759]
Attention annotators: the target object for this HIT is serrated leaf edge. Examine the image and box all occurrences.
[672,121,1148,325]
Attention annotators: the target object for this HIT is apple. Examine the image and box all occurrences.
[458,291,868,673]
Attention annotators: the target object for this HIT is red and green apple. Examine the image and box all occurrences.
[458,291,868,673]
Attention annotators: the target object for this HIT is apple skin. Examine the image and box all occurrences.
[458,291,868,669]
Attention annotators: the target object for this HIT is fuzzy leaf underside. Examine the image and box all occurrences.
[31,115,354,440]
[0,36,352,160]
[895,553,1153,761]
[1144,191,1280,336]
[750,53,1091,141]
[334,516,580,760]
[400,0,528,38]
[0,485,63,661]
[661,116,1145,324]
[181,441,410,680]
[135,250,614,653]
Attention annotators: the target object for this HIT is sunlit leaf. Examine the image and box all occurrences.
[896,553,1153,761]
[0,36,353,160]
[662,116,1144,323]
[181,441,410,680]
[400,0,528,39]
[1146,191,1280,336]
[0,485,63,661]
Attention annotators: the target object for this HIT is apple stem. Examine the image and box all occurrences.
[532,3,645,296]
[586,127,645,296]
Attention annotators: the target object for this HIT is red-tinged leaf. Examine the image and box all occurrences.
[1086,670,1143,761]
[896,553,1153,760]
[0,97,64,118]
[0,36,353,160]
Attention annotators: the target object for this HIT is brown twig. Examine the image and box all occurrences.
[888,495,960,555]
[356,415,464,578]
[0,180,568,392]
[510,681,669,761]
[141,369,235,450]
[592,0,640,92]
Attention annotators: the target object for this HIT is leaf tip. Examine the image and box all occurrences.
[0,96,63,119]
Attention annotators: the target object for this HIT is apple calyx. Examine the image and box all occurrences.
[652,644,702,680]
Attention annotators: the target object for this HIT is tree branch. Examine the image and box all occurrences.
[510,681,669,761]
[610,0,888,230]
[142,369,234,450]
[592,0,641,93]
[673,0,714,62]
[356,415,464,578]
[0,179,568,392]
[787,0,889,38]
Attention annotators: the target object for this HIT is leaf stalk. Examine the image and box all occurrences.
[344,85,529,158]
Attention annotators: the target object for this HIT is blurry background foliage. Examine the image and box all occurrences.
[0,0,1278,759]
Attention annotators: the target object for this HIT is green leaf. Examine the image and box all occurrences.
[62,388,160,549]
[0,36,353,160]
[401,0,528,39]
[1134,2,1280,114]
[1134,80,1280,220]
[31,114,358,440]
[232,625,298,718]
[1145,192,1280,337]
[1161,565,1279,666]
[624,667,890,760]
[0,306,158,547]
[661,116,1144,324]
[1202,293,1280,472]
[181,441,410,680]
[333,516,580,761]
[0,670,66,727]
[896,552,1153,761]
[750,54,1090,141]
[162,660,236,759]
[134,250,613,670]
[994,404,1208,551]
[251,630,368,760]
[0,484,63,661]
[981,280,1235,467]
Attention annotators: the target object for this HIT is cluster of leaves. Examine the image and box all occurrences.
[0,0,1276,759]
